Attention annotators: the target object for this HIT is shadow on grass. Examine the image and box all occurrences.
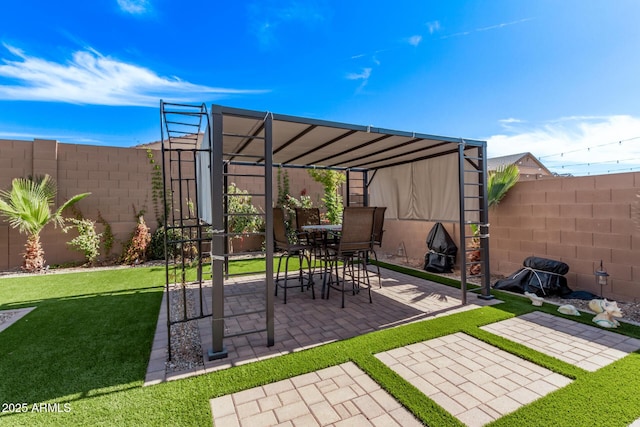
[0,270,164,406]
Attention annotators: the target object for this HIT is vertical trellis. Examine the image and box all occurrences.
[159,101,212,360]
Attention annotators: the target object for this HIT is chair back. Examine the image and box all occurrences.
[295,208,321,231]
[273,207,289,250]
[372,206,386,246]
[338,207,375,253]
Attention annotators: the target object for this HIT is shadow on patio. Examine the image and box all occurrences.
[146,265,503,384]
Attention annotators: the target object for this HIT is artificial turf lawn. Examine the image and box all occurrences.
[1,261,639,426]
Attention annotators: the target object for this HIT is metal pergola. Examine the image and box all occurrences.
[161,102,491,361]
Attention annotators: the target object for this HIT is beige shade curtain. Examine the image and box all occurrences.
[369,152,479,222]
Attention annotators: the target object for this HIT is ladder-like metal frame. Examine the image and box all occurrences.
[346,170,368,207]
[458,141,492,304]
[160,101,212,361]
[161,102,274,361]
[208,106,274,360]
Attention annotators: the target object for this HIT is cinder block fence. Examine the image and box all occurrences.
[378,173,640,303]
[1,139,638,302]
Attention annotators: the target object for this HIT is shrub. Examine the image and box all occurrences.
[308,169,346,224]
[122,216,151,265]
[149,226,182,260]
[64,218,102,265]
[227,183,264,234]
[96,210,114,258]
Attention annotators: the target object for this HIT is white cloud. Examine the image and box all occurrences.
[441,18,533,39]
[346,68,372,92]
[475,18,533,33]
[487,115,640,175]
[346,68,371,81]
[248,1,325,48]
[498,117,523,124]
[407,35,422,47]
[0,44,267,107]
[426,21,440,34]
[117,0,150,15]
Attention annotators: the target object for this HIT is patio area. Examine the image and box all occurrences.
[144,265,640,427]
[145,265,502,384]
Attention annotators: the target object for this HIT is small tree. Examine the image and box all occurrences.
[122,215,151,265]
[308,169,346,224]
[64,218,102,266]
[0,175,90,272]
[227,183,265,234]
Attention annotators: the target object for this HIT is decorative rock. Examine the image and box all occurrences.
[524,291,544,306]
[558,304,580,316]
[590,299,623,328]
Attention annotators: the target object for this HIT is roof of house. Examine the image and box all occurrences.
[488,152,553,176]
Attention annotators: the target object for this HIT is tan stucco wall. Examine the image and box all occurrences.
[0,139,155,269]
[488,172,640,302]
[376,173,639,302]
[1,139,638,303]
[0,140,345,269]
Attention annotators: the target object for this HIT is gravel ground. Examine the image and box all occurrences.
[0,311,16,325]
[543,295,640,325]
[165,283,204,373]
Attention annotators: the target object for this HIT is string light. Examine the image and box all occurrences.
[532,135,640,176]
[538,136,640,160]
[551,157,640,168]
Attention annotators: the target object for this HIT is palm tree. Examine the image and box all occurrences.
[468,164,520,275]
[487,164,520,207]
[0,175,90,272]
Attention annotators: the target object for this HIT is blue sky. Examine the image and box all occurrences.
[1,0,640,176]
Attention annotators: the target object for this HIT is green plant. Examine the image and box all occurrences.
[149,225,182,260]
[0,174,90,272]
[122,215,151,264]
[308,169,346,224]
[469,164,520,274]
[64,218,102,265]
[227,183,264,234]
[147,148,169,227]
[96,210,114,257]
[487,164,520,207]
[276,166,290,208]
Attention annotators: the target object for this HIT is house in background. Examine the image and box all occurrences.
[488,152,553,180]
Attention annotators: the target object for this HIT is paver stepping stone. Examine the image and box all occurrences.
[481,311,640,371]
[210,362,422,427]
[376,332,572,427]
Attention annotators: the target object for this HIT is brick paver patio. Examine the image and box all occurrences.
[143,266,640,426]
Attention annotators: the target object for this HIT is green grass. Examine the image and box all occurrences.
[1,261,640,426]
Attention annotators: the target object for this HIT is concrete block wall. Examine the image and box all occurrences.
[0,139,156,269]
[2,139,637,303]
[363,173,639,303]
[0,140,345,270]
[489,172,640,302]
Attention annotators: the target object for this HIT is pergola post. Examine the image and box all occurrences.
[478,142,493,300]
[264,114,275,347]
[457,142,468,305]
[208,106,228,360]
